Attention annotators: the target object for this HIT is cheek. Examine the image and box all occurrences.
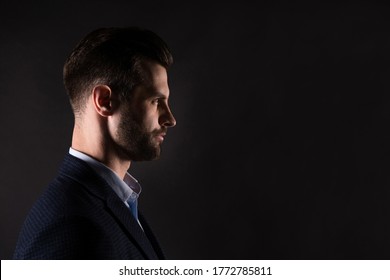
[128,103,159,132]
[143,114,159,131]
[139,105,158,127]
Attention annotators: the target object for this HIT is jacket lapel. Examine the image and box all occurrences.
[105,195,160,259]
[139,213,166,259]
[60,153,161,259]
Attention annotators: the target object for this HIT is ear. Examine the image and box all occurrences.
[92,85,114,117]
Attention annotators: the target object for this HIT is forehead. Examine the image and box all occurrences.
[139,60,169,92]
[134,60,169,98]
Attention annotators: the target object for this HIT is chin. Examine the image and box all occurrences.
[131,146,161,162]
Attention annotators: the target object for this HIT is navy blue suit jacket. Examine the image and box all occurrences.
[13,153,165,260]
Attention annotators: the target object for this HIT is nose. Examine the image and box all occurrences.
[160,106,176,128]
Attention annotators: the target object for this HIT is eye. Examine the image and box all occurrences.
[151,99,159,105]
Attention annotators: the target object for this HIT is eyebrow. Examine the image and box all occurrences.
[150,92,168,99]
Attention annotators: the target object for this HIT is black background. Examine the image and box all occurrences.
[2,0,390,260]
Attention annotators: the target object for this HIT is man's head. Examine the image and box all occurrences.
[63,26,173,115]
[64,27,176,163]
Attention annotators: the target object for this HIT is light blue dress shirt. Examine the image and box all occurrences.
[69,148,143,229]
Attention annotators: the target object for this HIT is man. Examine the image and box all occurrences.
[13,27,176,259]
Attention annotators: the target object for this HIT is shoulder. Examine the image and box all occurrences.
[13,154,126,259]
[13,173,111,259]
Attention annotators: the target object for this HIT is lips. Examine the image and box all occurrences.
[155,132,166,142]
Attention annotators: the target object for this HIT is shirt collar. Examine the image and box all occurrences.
[68,147,141,204]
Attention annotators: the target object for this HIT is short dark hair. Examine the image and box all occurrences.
[63,27,173,114]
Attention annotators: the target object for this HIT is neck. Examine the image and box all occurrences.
[71,120,131,179]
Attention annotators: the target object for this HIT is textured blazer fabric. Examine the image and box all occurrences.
[13,154,165,260]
